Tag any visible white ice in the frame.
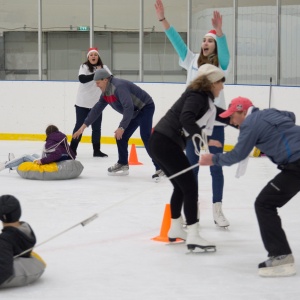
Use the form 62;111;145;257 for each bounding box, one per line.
0;140;299;300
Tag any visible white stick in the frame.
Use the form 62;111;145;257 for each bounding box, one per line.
167;133;208;180
14;213;98;258
167;163;199;180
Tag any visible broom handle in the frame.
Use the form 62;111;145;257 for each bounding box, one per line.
14;213;98;258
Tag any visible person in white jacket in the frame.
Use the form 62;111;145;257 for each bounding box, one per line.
155;0;230;227
70;47;111;158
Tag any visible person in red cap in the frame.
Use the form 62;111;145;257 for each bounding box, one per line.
0;195;46;288
200;96;300;277
70;47;112;158
155;0;231;228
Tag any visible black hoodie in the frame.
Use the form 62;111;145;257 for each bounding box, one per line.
0;222;36;285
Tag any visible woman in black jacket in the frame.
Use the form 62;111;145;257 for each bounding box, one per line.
149;64;231;252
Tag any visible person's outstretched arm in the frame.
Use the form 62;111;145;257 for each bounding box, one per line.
154;0;188;61
212;10;230;70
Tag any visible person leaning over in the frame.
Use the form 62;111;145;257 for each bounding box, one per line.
200;96;300;277
149;64;233;252
73;68;162;179
0;195;46;288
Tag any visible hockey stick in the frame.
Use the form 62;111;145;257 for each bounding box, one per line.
14;213;98;258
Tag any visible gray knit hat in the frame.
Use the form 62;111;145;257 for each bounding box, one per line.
94;69;111;81
0;195;22;223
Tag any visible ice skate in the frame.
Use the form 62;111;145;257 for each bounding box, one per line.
8;153;15;161
186;223;216;253
8;153;15;171
258;254;296;277
152;169;165;182
107;163;129;176
213;202;230;228
168;216;187;242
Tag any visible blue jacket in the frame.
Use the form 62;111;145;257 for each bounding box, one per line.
213;107;300;166
84;77;154;130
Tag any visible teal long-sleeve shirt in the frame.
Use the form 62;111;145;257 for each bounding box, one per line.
165;26;230;71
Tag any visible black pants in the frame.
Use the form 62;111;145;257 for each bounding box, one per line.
149;132;198;225
255;161;300;256
70;105;103;151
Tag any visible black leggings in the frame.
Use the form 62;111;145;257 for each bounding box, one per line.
149;132;198;225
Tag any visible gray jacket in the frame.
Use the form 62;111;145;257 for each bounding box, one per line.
84;77;154;130
213;107;300;166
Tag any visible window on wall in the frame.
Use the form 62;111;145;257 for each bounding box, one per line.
47;32;111;81
4;32;47;80
1;0;300;86
0;0;39;80
280;1;300;86
112;32;187;82
236;0;277;85
144;31;187;83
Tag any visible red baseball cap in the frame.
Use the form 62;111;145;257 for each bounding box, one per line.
219;96;253;118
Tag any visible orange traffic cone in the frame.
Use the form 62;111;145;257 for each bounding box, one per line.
152;204;182;242
128;144;143;165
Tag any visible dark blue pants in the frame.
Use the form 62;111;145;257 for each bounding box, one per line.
255;162;300;256
70;105;103;151
117;103;159;170
185;126;224;203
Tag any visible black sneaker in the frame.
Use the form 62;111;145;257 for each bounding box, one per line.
258;254;296;277
93;150;108;157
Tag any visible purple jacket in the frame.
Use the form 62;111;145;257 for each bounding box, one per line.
40;131;76;165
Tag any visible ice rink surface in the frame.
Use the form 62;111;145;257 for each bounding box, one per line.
0;140;299;300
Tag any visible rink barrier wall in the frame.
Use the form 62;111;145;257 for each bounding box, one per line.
0;80;299;151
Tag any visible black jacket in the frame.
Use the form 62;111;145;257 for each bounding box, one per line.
154;89;231;150
0;222;36;285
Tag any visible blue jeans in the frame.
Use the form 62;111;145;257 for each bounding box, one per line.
185;126;224;203
117;102;159;170
5;154;39;170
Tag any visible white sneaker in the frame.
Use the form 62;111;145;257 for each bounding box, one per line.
213;202;230;228
186;223;216;251
107;163;129;176
168;216;187;242
258;254;296;277
152;169;165;182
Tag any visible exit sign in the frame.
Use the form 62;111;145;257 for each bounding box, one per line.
77;26;90;31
